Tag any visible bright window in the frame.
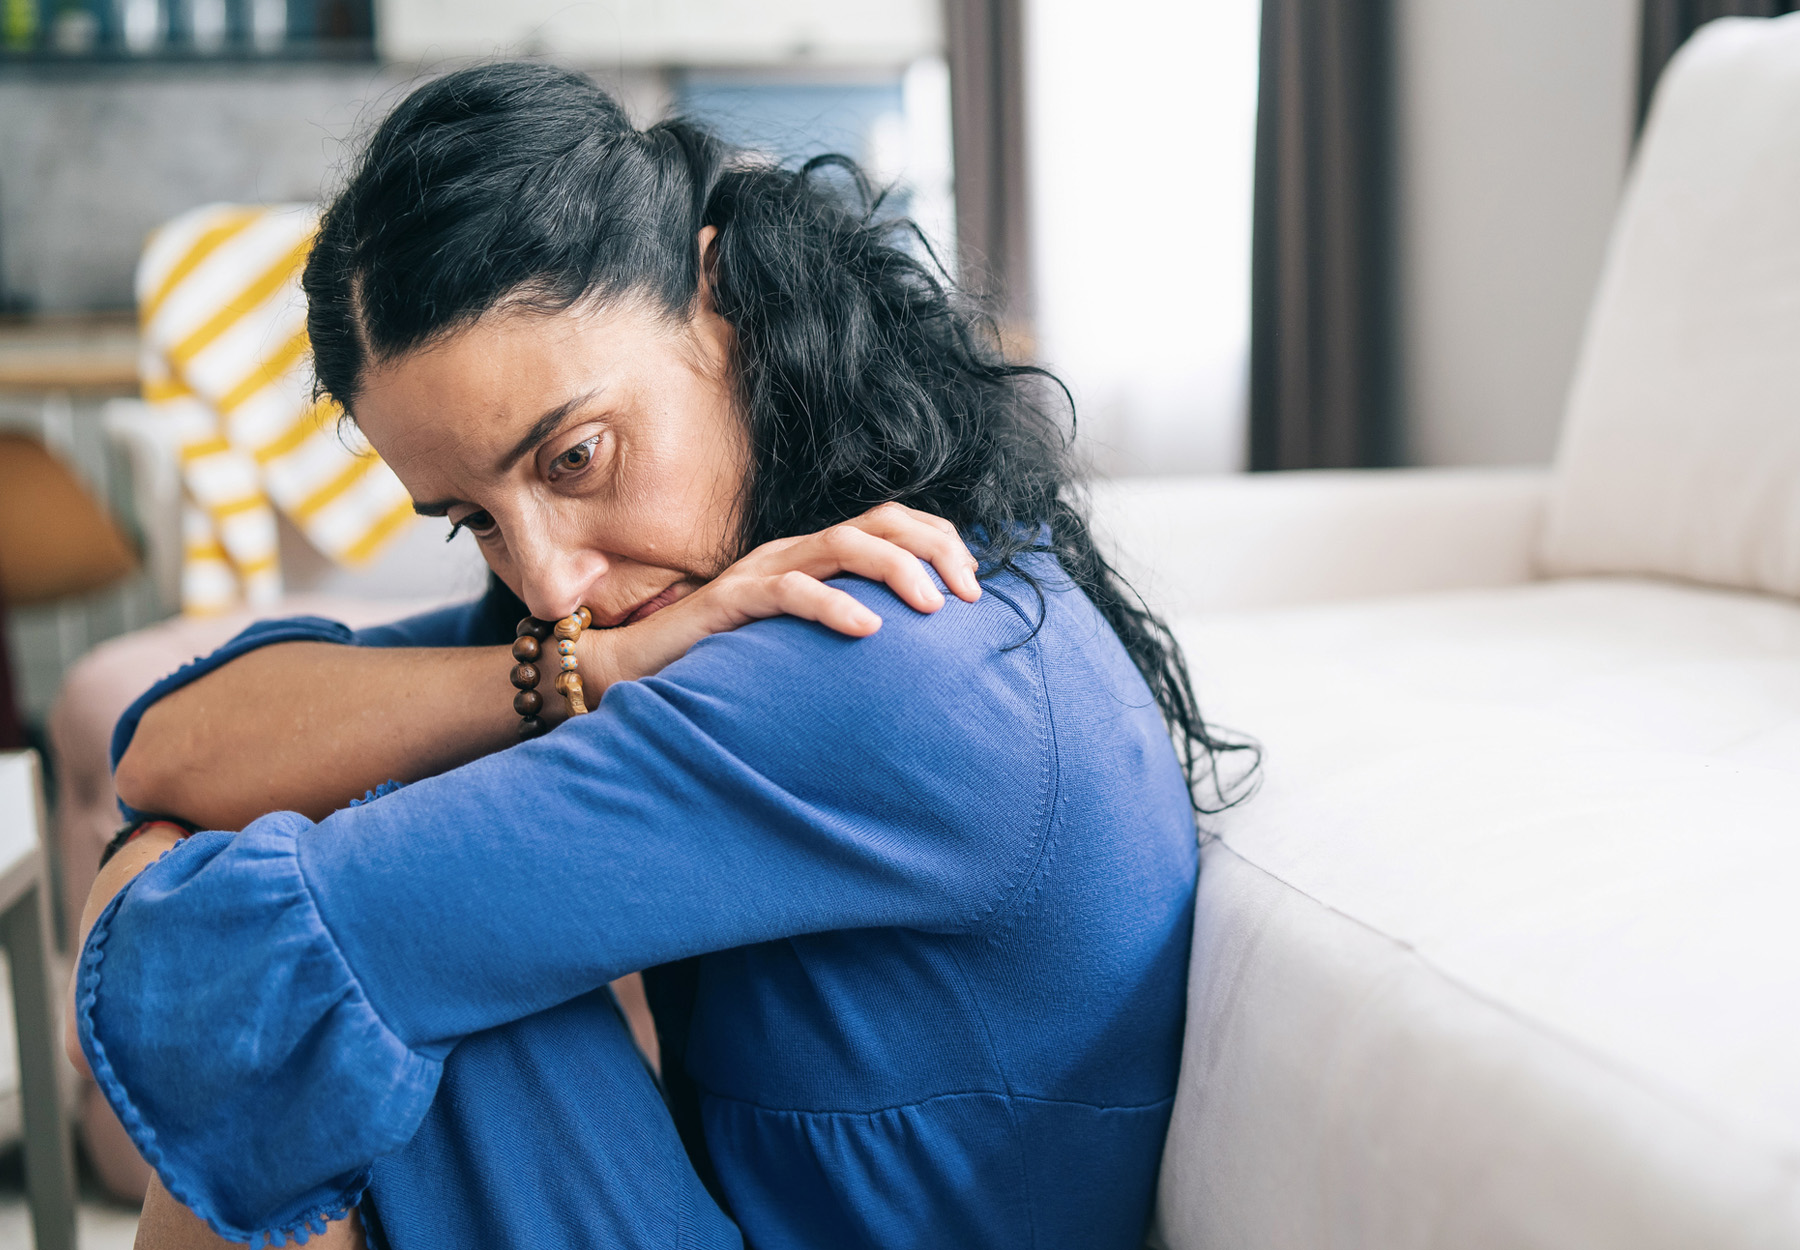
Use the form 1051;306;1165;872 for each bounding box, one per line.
1027;0;1260;474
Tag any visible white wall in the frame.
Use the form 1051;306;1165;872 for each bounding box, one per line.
0;63;669;313
0;66;403;312
378;0;937;67
1025;0;1260;477
1394;0;1639;467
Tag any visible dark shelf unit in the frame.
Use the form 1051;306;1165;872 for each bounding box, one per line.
1;0;374;64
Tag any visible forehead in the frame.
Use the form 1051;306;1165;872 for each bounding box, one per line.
350;301;672;469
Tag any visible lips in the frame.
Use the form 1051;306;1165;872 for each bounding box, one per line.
619;582;687;626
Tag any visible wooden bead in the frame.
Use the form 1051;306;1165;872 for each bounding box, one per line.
554;616;582;641
510;662;540;690
513;688;542;717
554;670;583;696
512;635;540;662
516;617;552;640
517;715;548;740
575;606;592;628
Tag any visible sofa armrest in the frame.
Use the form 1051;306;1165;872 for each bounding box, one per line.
1089;468;1550;616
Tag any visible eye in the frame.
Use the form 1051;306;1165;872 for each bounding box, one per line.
446;510;498;542
549;435;601;480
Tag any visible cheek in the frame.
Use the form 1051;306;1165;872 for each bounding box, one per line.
681;382;750;520
472;540;519;593
625;404;745;544
672;426;748;568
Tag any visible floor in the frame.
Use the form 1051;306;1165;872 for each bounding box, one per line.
0;1149;139;1249
0;1196;139;1249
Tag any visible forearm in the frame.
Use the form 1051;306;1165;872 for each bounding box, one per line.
110;507;977;832
114;641;527;829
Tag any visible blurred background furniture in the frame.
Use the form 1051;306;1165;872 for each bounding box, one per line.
1088;16;1800;1247
0;408;143;1223
134;202;419;614
0;751;77;1250
0;423;138;766
0;318;156;737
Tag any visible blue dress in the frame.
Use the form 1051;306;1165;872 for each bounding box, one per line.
78;555;1197;1249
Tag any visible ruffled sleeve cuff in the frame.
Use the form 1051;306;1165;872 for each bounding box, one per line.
77;813;443;1246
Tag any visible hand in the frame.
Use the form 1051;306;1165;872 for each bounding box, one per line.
582;503;979;692
64;823;187;1080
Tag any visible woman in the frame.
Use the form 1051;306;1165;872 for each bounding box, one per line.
71;64;1247;1250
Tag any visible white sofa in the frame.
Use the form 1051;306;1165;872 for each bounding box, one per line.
1101;16;1800;1250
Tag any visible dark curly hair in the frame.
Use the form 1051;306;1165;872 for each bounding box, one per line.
303;61;1255;810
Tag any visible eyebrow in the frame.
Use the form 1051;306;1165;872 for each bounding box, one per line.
410;387;605;518
498;387;604;473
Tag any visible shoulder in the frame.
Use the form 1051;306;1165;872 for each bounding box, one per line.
659;564;1051;725
604;565;1062;827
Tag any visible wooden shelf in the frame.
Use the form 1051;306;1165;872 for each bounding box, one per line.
0;315;139;395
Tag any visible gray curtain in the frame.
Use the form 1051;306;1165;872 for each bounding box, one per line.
1640;1;1799;129
1248;0;1393;471
942;0;1033;335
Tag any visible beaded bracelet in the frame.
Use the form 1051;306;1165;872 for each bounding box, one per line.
511;607;593;739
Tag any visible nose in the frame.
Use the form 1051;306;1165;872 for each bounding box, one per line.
513;534;611;622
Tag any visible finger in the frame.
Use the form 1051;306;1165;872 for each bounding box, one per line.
807;526;947;613
928;539;981;603
843;507;981;602
768;570;884;637
862;501;961;539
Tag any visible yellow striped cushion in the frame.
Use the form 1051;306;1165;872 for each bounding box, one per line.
136;203;413;614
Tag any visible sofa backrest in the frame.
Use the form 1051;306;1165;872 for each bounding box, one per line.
1541;15;1800;600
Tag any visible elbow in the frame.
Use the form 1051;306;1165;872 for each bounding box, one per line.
110;741;153;815
112;708;189;821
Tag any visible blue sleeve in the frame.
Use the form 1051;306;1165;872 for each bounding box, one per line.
77;578;1055;1245
110;581;521;821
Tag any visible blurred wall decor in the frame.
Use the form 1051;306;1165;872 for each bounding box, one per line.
1027;0;1260;477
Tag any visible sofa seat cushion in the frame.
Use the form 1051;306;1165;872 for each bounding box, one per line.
1157;577;1800;1250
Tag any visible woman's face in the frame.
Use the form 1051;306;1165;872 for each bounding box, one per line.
353;288;748;627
